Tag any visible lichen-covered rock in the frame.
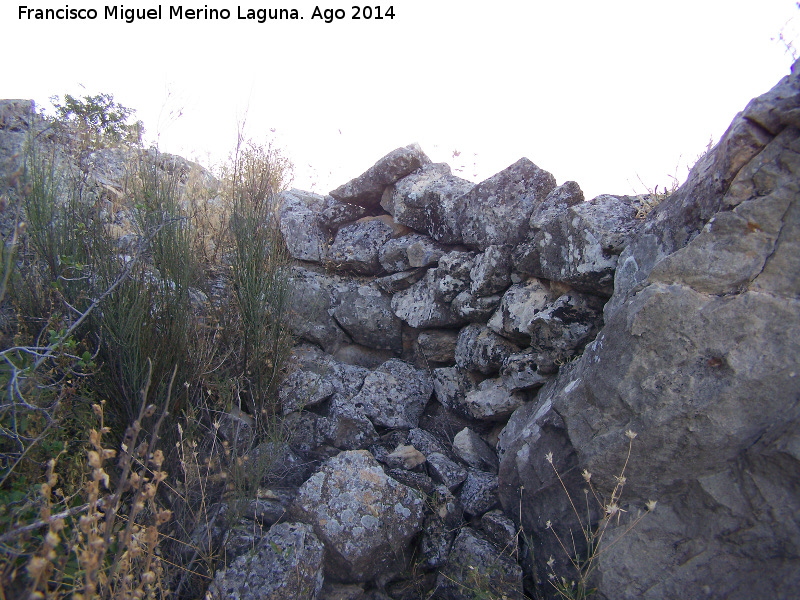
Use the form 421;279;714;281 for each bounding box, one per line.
527;179;585;232
287;267;350;353
514;193;641;296
459;469;499;517
451;291;502;323
208;522;324;600
457;158;557;251
382;162;474;244
431;367;483;415
374;268;427;294
499;116;800;599
320;198;368;231
391;275;465;329
463;377;527;421
330;143;431;208
528;291;605;373
327;218;395;275
349;359;433;429
435;527;524;600
331;282;403;352
407;427;450;459
415;330;459;365
379;233;446;273
469;245;512;297
500;350;550;391
486;279;552;345
426;452;468;491
280;369;336;415
453;428;499;473
481;509;518;550
455;324;521;375
278;189;329;263
432;251;477;302
291;451;425;582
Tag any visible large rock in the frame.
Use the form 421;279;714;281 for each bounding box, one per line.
331;282;403;352
327;217;395;275
607;61;800;318
462;377;527;421
435;527;524;600
291;451;425;582
391;274;465;329
514;193;642;296
381;162;474;244
379;233;447;273
528;291;605;373
287;267;350;352
498;96;800;597
208;522;324;600
432;251;477;302
457;158;557;251
279;189;329;263
432;367;483;415
469;245;512;297
330;143;431;209
487;279;552;345
455;324;520;375
349;359;434;429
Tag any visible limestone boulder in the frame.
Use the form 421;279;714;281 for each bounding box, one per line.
462;377;527;421
487;278;552;345
279;369;335;415
457;158;557;251
349;359;434;429
382;162;474;244
287;267;350;353
330;143;431;209
291;451;425;582
379;233;447;273
208;522;324;600
514;193;642;296
415;330;459;365
451;291;502;323
469;245;512;297
606;62;800;318
435;527;524;600
497;103;800;597
391;274;465;329
278;189;329;263
327;217;395;275
432;367;483;415
528;291;605;373
331;282;403;352
455;324;521;375
432;251;477;302
319;198;368;230
453;427;499;473
459;469;499;517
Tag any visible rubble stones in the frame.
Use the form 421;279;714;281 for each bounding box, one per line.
208;522;325;600
330;143;431;209
291;451;424;582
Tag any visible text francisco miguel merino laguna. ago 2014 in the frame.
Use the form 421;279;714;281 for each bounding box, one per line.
18;4;397;23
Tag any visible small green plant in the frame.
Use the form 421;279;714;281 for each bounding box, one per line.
542;430;656;600
50;92;144;148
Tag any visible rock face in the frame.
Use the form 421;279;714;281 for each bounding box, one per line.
291;451;425;582
497;61;800;600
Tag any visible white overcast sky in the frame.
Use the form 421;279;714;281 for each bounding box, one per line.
5;1;799;199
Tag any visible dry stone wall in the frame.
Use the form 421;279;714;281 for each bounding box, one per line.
4;58;799;599
272;60;800;600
